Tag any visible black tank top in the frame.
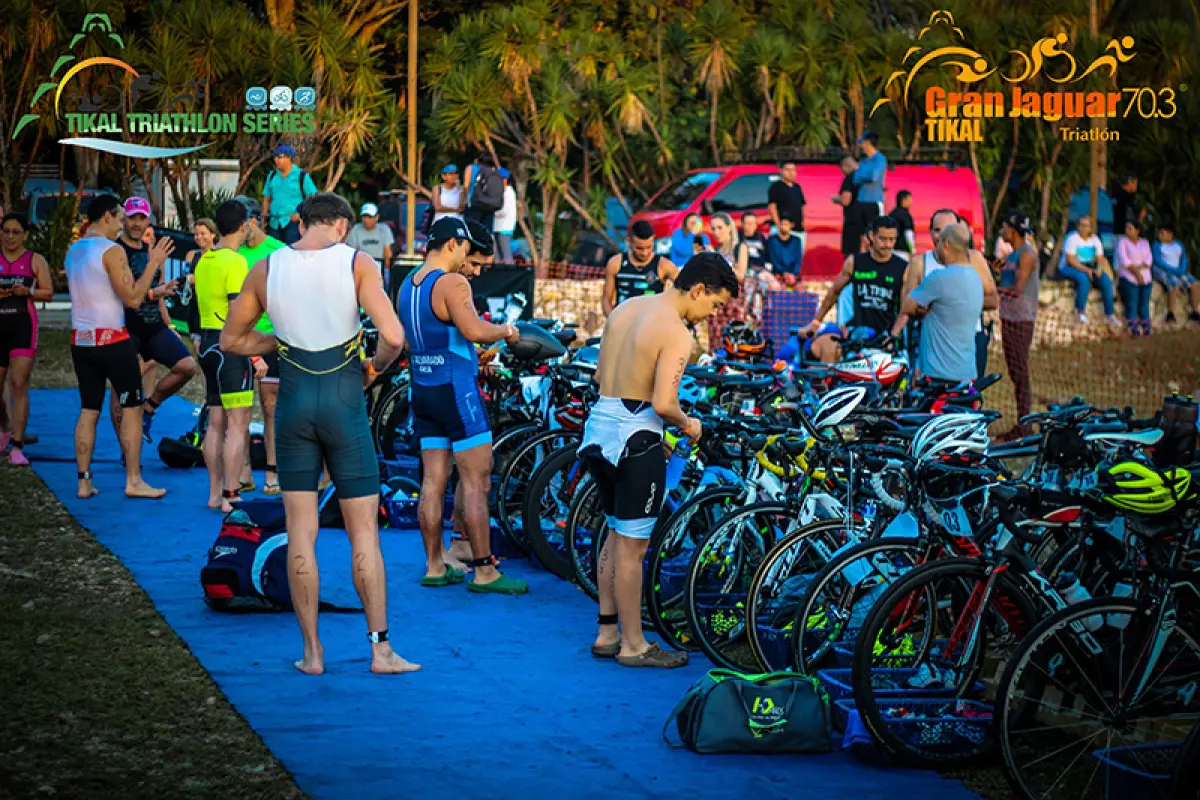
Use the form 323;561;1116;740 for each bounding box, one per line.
614;254;664;306
119;238;166;334
850;251;907;333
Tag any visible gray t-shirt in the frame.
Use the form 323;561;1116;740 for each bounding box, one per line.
909;264;984;382
347;222;395;263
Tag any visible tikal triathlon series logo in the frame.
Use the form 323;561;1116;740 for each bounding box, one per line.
869;10;1178;143
12;13;316;159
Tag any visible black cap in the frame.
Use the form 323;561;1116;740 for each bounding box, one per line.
465;219;494;257
428;217;469;247
234;195;262;219
1004;210;1030;235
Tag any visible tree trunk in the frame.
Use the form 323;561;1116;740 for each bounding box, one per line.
540;185;558;266
606;169;633;216
560;185;620;250
1039;139;1065;237
327;158;347;193
986;116;1021;244
656;18;666;127
709;87;721;165
265;0;296;31
512;162;540;269
582;138;591;197
968;139;985;232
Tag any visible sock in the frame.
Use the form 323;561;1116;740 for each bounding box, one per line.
145;398;160;415
12;440;23;450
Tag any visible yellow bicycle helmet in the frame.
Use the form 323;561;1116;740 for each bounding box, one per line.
1100;460;1195;515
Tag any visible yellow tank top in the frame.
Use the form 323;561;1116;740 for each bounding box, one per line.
194;248;249;330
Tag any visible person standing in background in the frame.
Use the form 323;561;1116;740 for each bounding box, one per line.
431;165;465;224
462;152;505;231
890;190;915;262
262;145;318;245
740;212;768;271
1117;219;1154;337
493;169;517;263
997;211;1039;439
851;131;887;224
183;219;218;352
767;162;806;255
347;203;395;268
1111;172;1146;231
833;154;863;326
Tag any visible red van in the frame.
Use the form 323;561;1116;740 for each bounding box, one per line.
630;163;984;280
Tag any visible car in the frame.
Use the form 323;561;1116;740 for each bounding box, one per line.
377;191;431;253
629;161;984;280
25;189;118;225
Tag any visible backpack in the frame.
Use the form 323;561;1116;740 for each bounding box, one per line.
418;203;434;236
663;669;832;755
159;406;208;468
471;165;504;213
200;499;361;613
269;166;313;202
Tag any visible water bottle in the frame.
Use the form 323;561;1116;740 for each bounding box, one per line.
665;437;690;490
1055;572;1102;631
505;292;528;325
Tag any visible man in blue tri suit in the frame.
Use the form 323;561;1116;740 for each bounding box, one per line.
397;217;528;594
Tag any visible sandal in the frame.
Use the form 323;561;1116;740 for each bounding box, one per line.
591;639;621;658
615;642;689;669
467;572;529;595
420;566;465;587
263;465;281;495
239;480;256;494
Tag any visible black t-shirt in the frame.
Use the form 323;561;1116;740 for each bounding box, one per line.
742;232;768;268
768;180;807;230
118;238;167;336
850;251;907;334
840;174;864;256
891;206;915;253
1112;188;1140;231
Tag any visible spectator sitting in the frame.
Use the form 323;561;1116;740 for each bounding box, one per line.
670;212;710;266
1117;219;1154;337
1152;223;1200;324
740;212;769;270
1057;215;1117;325
767;215;803;280
890;190;916;261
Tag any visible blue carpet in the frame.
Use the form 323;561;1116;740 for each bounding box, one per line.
26;388;979;800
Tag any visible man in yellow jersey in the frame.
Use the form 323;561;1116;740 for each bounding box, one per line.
236;196;287;494
195;200;259;512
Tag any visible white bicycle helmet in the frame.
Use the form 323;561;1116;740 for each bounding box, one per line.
811;386;868;431
910;414;981;458
912;414;991;462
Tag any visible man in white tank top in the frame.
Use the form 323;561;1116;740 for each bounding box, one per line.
431;164;465;223
65;195;166;500
221;193;418;676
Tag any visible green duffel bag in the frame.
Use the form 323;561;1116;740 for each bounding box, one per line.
663;669;832;755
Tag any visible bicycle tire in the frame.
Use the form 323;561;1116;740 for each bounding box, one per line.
490;422;540;505
377;383;414;460
496;429;581;552
1175;719;1200;800
645;485;745;651
370;380;407;456
995;597;1200;800
565;476;604;598
850;556;1037;768
742;520;872;672
521;443;585;581
682;500;793;672
789;537;927;674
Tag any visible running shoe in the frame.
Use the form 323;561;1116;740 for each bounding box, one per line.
1166;312;1178;325
1075;313;1088;324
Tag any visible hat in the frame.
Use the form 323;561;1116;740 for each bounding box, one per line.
361;202;379;217
498;168;511;179
234;195;262;219
274;144;295;158
442;164;458;175
1004;210;1031;235
428;216;469;245
857;130;879;144
123;197;152;218
465;219;494;257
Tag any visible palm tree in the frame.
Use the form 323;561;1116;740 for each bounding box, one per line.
684;0;748;164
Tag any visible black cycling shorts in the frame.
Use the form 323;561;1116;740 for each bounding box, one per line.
72;338;144;411
131;324;191;368
0;313;36;367
198;331;253;409
579;429;665;539
260;352;280;383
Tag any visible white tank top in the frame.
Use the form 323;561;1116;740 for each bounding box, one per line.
266;243;362;351
923;250;982;333
433;185;463;223
66;237;125;334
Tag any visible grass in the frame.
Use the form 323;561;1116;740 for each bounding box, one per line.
0;330;299;800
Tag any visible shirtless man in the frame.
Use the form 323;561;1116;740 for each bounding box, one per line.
581;252;738;667
601;220;679;316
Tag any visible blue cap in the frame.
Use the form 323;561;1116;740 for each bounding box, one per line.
442;164;458;175
498;168;511;179
274;144;295;158
856;130;879;144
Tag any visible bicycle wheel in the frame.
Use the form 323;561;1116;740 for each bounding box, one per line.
790;537;927;674
850;557;1037;767
745;519;871;672
683;501;793;671
490;422;540;505
996;597;1200;800
370;379;407;456
521;444;586;581
496;430;580;553
564;476;605;598
645;486;745;651
1175;720;1200;800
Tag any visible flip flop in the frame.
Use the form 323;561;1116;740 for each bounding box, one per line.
263;481;281;496
591;639;621;658
615;642;689;669
420;566;465;587
239;480;257;494
467;573;529;595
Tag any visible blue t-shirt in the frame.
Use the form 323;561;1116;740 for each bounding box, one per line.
852;152;887;204
264;167;319;229
671;228;710;267
908;264;984;382
767;234;803;276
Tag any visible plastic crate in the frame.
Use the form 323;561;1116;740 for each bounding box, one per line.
818;668;987;704
835;698;994;758
383;494;420;528
378;454;421;482
1091;743;1179;800
757;625;795;671
832;636;950;670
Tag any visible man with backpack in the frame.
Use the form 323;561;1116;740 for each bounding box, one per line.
462;152;505;231
262;145;318;245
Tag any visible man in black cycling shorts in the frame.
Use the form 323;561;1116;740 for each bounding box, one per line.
397;218;527;594
222;192;419;676
581;252;737;667
113;197;198;443
66;195;166;500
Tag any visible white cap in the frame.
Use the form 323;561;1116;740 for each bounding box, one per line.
361;202;379;217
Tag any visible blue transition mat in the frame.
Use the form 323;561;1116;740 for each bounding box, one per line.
26;389;979;800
